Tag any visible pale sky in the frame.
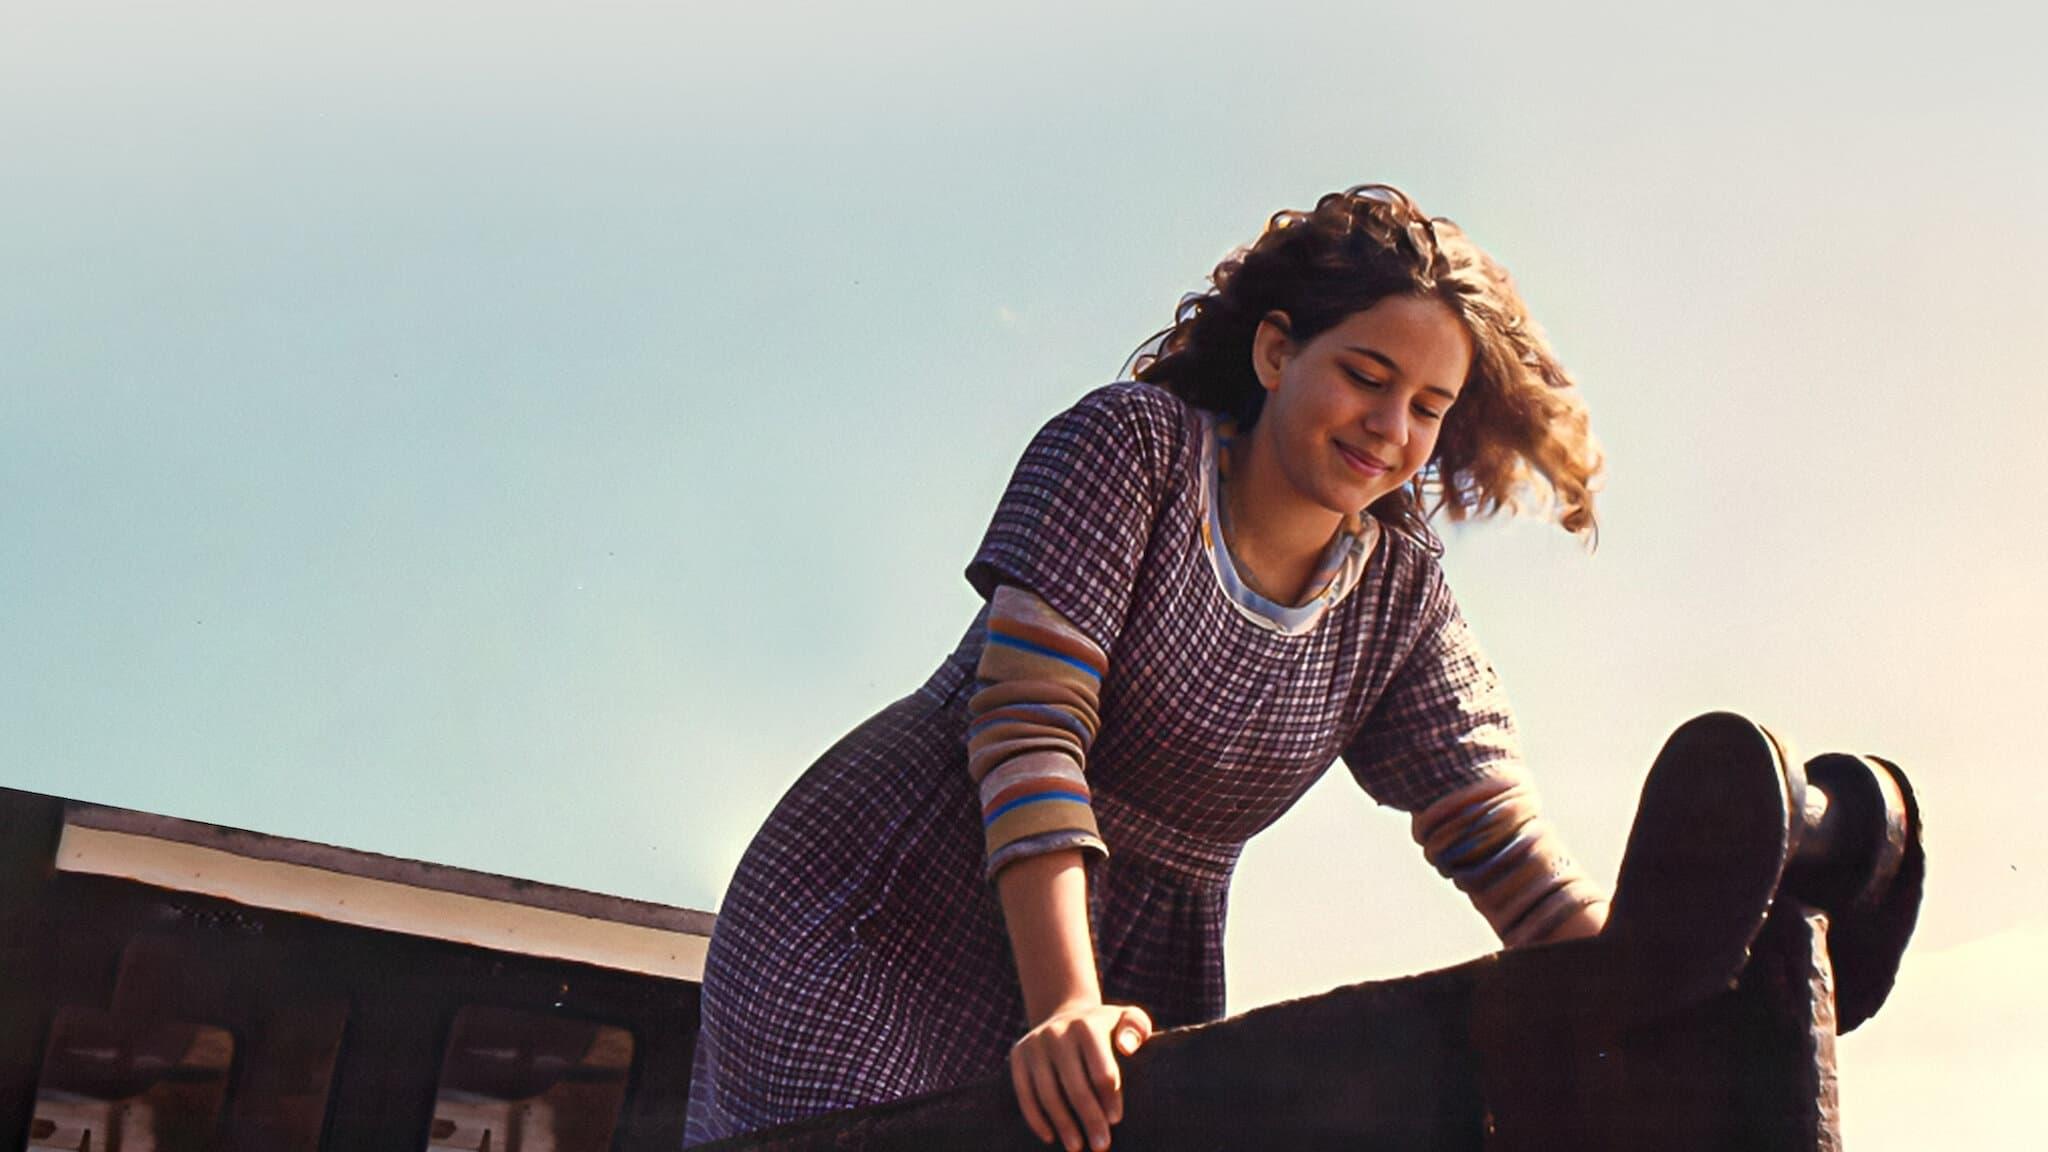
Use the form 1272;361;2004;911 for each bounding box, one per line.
5;2;2043;1145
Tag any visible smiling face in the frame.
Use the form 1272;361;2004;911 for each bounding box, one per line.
1248;294;1473;519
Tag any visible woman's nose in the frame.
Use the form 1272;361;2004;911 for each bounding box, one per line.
1362;399;1409;446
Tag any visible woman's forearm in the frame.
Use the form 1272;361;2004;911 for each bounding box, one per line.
995;848;1101;1024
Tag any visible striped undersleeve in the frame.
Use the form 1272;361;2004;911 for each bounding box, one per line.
1412;772;1609;948
969;586;1109;878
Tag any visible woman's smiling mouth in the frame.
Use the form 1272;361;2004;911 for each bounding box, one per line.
1335;440;1391;477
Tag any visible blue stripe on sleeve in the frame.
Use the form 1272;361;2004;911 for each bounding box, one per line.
982;790;1093;827
986;632;1103;681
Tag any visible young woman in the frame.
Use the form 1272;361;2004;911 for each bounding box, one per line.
682;185;1608;1151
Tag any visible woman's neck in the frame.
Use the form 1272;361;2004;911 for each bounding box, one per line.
1222;423;1346;607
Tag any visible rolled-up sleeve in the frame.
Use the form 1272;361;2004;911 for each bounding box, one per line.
971;586;1109;878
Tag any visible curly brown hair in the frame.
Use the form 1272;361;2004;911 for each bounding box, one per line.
1133;184;1601;547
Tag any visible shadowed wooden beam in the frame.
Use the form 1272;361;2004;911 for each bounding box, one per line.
701;960;1489;1152
0;789;65;1152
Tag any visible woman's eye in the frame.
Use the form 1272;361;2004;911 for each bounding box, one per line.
1413;406;1444;422
1344;368;1384;389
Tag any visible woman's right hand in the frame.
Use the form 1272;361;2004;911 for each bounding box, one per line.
1009;999;1153;1152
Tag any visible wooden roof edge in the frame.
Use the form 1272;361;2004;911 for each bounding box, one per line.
58;796;717;940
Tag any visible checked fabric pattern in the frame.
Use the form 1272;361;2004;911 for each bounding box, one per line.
683;381;1583;1144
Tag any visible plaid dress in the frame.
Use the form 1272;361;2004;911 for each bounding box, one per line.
682;382;1521;1144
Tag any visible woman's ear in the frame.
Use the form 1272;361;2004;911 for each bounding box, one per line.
1251;311;1293;393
